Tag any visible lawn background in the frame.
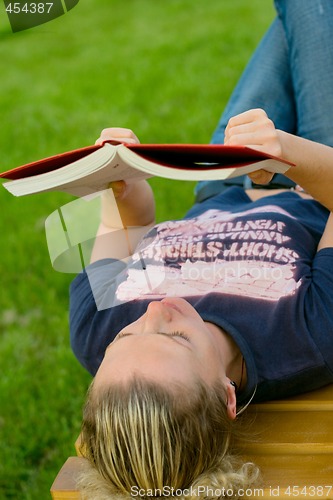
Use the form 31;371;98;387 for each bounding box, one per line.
0;1;274;498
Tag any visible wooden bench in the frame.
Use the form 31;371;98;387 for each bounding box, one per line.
50;384;333;499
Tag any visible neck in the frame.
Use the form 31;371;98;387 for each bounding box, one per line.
205;321;246;391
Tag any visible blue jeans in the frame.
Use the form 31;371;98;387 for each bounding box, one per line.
195;0;333;202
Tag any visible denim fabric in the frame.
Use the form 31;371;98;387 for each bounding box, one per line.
195;0;333;201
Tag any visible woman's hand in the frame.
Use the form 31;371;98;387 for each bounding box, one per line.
96;127;140;201
95;127;140;146
224;108;284;185
94;126;155;228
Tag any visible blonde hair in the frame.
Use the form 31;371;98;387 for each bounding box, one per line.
79;378;259;499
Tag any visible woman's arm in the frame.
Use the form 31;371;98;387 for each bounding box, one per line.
224;109;333;212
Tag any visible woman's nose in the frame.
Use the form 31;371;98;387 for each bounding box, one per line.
142;301;172;332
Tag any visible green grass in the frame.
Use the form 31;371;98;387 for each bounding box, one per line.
0;1;274;497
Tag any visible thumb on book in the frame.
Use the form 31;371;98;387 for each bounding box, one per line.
248;169;274;185
108;180;127;199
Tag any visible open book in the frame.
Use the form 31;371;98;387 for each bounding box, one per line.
0;141;293;197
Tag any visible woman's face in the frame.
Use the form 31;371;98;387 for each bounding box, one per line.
94;297;230;393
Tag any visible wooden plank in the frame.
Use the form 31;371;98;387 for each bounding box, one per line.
241;442;333;455
240;411;333;446
248;454;333;498
248;385;333;412
50;455;333;499
50;457;84;500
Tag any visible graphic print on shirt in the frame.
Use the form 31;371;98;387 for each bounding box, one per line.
114;205;302;304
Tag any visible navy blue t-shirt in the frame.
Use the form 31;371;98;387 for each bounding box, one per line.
69;187;333;404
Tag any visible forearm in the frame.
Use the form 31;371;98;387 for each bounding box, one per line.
278;131;333;212
101;180;155;228
90;181;155;264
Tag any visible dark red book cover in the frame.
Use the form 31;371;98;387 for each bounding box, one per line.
0;142;292;181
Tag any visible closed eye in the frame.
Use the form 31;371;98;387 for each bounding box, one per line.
116;331;190;342
166;331;190;342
